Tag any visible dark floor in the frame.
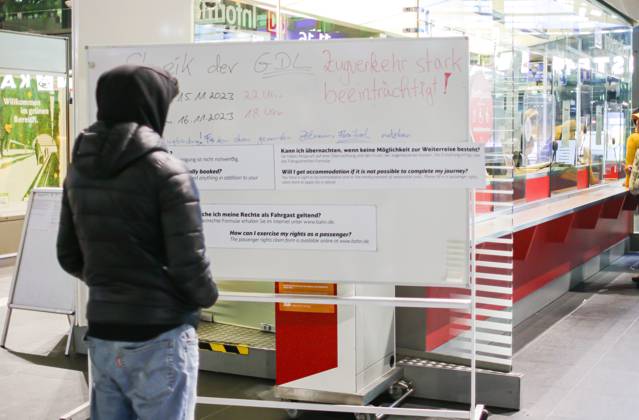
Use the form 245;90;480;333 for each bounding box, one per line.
3;255;639;419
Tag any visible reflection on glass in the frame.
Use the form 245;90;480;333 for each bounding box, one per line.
0;72;67;209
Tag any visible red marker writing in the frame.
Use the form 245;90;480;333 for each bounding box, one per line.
444;72;452;94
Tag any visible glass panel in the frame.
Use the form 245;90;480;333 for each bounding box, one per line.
189;0;631;375
0;0;71;34
0;71;67;213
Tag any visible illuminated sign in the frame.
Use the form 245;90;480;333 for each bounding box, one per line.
194;1;381;41
0;74;66;91
553;55;629;76
196;0;258;30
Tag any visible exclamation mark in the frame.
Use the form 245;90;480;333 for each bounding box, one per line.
444;72;452;94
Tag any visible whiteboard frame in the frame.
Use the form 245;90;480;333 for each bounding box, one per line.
1;188;75;356
85;36;473;288
86;35;469;54
6;188;75;313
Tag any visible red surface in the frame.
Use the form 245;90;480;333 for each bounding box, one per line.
525;176;550;202
605;163;622;180
573;203;603;229
545;214;575;243
425;192;633;350
512;195;631;303
475;184;493;214
577;168;589;189
275;283;338;385
601;196;624;219
513;226;538;260
425;287;461;351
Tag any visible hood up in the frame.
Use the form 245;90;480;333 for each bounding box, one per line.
72;65;179;178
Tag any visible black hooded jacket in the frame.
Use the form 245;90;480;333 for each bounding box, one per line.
57;65;218;339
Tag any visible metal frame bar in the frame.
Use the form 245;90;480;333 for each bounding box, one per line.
59;402;90;420
470;184;478;416
218;292;471;309
1;189;76;355
63;291;483;420
65;314;75;356
0;190;35;350
196;396;475;418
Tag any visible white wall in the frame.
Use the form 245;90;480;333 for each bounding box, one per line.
72;0;193;324
73;0;193;134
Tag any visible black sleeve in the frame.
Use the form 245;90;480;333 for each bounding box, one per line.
159;159;218;308
56;184;84;279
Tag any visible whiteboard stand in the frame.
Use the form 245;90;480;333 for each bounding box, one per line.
60;293;485;420
0;188;76;356
66;36;487;419
191;190;486;419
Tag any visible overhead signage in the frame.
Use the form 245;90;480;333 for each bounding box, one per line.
194;0;380;41
196;0;259;30
553;55;629;76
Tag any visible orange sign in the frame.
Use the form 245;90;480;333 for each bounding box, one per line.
278;282;336;314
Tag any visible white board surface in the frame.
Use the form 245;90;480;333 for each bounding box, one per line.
86;38;474;287
11;188;74;313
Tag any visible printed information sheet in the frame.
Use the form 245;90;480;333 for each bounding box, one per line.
175;142;486;191
172;145;274;190
276;143;486;189
202;204;377;251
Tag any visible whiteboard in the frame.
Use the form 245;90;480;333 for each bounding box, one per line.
87;38;474;287
10;188;75;313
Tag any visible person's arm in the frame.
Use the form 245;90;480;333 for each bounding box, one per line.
159;158;218;308
56;184;84;279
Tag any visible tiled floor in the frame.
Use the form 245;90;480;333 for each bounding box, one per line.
3;255;639;419
493;254;639;420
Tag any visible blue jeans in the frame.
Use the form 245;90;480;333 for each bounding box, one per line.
86;324;199;420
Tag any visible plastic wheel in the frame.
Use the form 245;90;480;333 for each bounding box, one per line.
388;379;414;400
286;408;301;419
480;409;490;420
388;383;404;400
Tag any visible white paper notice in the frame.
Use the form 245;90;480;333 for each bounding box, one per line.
202;204;377;251
172;145;274;190
556;140;576;165
275;143;486;190
29;195;61;231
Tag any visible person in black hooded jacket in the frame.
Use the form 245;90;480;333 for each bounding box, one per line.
57;65;217;420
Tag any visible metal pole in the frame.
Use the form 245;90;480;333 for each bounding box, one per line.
276;0;282;41
633;26;638;109
0;307;13;348
416;0;420;39
470;188;477;418
64;314;75;356
0;191;35;348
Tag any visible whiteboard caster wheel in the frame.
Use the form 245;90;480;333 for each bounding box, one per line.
479;409;489;420
286;408;301;419
389;379;413;399
354;413;375;420
388;383;404;400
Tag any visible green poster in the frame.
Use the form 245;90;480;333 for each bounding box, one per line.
0;72;65;207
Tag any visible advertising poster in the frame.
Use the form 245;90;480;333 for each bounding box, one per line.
0;72;66;207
